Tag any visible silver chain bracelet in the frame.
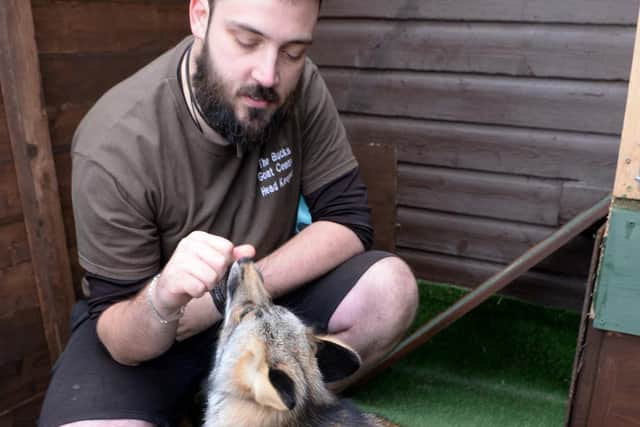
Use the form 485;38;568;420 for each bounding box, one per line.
146;274;186;324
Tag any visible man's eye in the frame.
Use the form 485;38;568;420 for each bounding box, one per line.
283;49;304;61
236;38;258;48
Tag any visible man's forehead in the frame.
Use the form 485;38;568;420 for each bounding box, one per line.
213;0;320;12
213;0;318;43
215;0;320;7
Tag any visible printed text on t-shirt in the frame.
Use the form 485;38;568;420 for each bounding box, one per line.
258;146;293;197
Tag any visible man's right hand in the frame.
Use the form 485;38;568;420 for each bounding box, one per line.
150;231;255;320
96;231;254;365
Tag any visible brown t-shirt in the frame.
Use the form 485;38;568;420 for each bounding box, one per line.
72;37;357;281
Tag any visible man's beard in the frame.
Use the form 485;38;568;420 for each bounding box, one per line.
191;45;293;154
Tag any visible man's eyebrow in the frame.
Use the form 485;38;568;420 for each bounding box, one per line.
228;21;314;46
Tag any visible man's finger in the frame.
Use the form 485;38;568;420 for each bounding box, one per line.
233;244;256;260
190;231;234;254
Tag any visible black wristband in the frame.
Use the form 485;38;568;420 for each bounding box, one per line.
211;274;228;315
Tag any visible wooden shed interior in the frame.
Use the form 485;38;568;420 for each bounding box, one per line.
2;0;640;425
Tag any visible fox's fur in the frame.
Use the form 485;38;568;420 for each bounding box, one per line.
203;258;398;427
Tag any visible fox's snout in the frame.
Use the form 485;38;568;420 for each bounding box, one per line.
226;258;269;308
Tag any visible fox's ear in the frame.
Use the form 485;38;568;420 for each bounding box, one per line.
236;342;292;411
315;335;361;383
268;368;296;410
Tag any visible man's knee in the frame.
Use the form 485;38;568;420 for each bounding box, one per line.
330;254;418;333
371;255;419;324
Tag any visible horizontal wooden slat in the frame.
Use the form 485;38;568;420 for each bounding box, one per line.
39;55;630;134
0;262;41;321
0;393;44;427
48;103;91;151
398;208;549;260
0;222;30;270
343;115;619;184
399;248;587;311
0;160;23;224
560;182;612;223
312;21;634;80
33;1;188;54
324;69;628;134
47;0;634;25
398;164;562;226
320;0;640;25
0;306;49;417
0;307;47;366
40;51;161;106
397;207;592;276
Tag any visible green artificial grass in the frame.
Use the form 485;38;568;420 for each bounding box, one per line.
347;281;581;427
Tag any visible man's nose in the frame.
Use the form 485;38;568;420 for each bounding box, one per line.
252;49;280;88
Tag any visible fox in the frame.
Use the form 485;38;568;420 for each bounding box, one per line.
203;258;399;427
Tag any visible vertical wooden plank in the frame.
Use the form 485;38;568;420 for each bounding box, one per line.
593;204;640;335
566;227;605;426
614;9;640;200
351;142;397;252
0;0;75;362
594;7;640;337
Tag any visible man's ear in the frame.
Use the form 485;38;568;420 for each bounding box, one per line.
315;335;361;383
189;0;210;40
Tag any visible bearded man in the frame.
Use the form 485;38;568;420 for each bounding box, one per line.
38;1;418;425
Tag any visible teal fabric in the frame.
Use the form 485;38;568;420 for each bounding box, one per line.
296;195;312;233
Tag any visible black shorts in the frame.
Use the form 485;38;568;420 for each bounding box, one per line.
38;250;392;427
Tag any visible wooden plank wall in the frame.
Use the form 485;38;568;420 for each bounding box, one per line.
26;0;635;316
0;1;189;424
311;0;640;310
33;0;191;293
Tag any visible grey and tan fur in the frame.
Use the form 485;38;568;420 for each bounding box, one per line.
204;258;399;427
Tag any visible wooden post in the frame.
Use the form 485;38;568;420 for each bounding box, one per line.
567;8;640;427
614;11;640;201
351;142;397;252
0;0;75;363
591;8;640;336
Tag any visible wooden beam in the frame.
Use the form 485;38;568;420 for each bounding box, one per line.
0;0;75;363
614;9;640;200
365;196;610;383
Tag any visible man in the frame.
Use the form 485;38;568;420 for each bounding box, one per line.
38;0;418;425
